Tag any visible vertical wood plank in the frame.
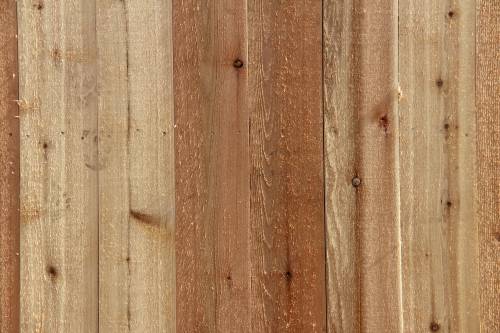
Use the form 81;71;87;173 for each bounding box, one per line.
174;0;250;332
249;1;326;332
97;1;175;332
399;0;479;331
476;1;500;332
324;0;402;331
323;1;361;330
18;1;98;331
0;1;19;332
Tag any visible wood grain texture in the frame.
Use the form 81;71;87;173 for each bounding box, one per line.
0;1;19;332
174;0;250;332
324;0;402;331
476;1;500;332
97;1;175;332
249;1;325;331
18;1;99;331
399;1;479;332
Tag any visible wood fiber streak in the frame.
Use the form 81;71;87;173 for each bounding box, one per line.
324;0;401;331
0;1;19;332
249;1;325;332
97;1;175;332
18;1;98;331
174;0;250;332
476;1;500;332
399;0;479;332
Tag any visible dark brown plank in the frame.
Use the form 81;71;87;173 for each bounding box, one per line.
0;1;19;332
248;1;326;331
476;1;500;332
174;0;251;332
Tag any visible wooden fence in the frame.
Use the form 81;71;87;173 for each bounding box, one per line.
0;0;498;332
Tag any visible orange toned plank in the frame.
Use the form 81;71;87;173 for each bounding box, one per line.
476;1;500;332
249;1;326;331
174;0;250;331
324;0;401;331
0;1;19;332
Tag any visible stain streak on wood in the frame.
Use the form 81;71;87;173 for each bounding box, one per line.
0;1;20;332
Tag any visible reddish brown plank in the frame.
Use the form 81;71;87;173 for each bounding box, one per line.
0;1;19;332
248;1;326;332
476;1;500;332
174;0;250;332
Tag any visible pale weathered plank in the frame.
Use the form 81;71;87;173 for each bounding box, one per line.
97;0;175;332
324;0;402;331
174;0;251;332
0;1;19;332
248;1;326;331
476;1;500;332
398;0;479;332
399;0;479;332
18;1;99;331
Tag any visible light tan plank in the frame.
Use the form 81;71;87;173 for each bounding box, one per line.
0;1;19;331
398;1;479;332
97;0;175;332
174;0;250;331
18;0;99;331
248;1;326;331
324;0;402;331
476;1;500;332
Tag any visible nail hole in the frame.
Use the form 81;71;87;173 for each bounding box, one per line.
448;10;454;18
46;265;57;278
233;59;244;69
352;177;361;187
436;79;444;88
430;322;440;331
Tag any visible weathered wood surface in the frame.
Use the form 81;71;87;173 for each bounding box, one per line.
4;1;498;332
248;1;326;332
0;1;19;332
476;1;500;332
97;1;175;332
324;0;401;331
18;1;99;331
399;0;479;332
174;0;251;331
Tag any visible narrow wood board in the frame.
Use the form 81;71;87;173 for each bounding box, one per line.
249;1;326;331
0;1;19;332
476;1;500;332
97;0;175;331
398;1;479;332
324;0;402;331
18;1;99;331
174;0;251;331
